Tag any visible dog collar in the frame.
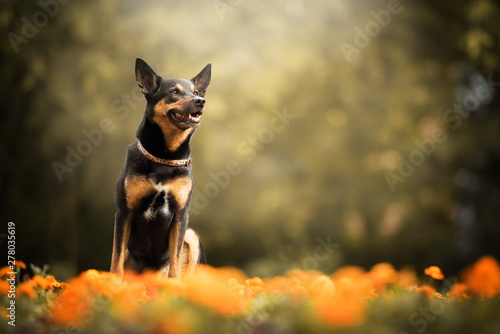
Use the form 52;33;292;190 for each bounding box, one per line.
137;141;192;167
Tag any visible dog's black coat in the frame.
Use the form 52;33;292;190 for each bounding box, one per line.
110;59;210;277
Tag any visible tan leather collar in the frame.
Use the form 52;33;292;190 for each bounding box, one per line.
137;141;192;167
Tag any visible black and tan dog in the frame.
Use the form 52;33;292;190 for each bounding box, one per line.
110;58;210;278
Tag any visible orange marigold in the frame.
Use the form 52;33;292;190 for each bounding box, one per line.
309;275;335;298
0;280;11;295
331;266;375;299
315;297;366;328
314;277;367;327
461;255;500;298
50;281;93;327
0;267;14;278
45;275;63;288
0;307;8;320
29;275;54;290
447;283;470;300
416;285;436;298
331;266;366;281
245;277;264;293
368;263;397;294
424;266;444;280
262;275;300;296
183;265;249;316
13;260;26;269
17;282;36;298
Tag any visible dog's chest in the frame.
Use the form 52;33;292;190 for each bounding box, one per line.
124;175;192;217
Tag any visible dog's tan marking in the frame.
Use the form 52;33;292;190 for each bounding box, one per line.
153;100;194;152
164;176;192;209
181;229;200;276
190;84;195;93
175;83;184;94
125;175;191;211
165;177;192;279
110;214;132;278
168;221;182;279
124;175;155;209
158;263;170;278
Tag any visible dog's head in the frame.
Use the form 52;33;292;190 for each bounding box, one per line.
135;58;211;131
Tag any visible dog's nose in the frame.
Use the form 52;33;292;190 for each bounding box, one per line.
193;97;205;107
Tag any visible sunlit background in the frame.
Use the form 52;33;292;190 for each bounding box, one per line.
1;0;499;280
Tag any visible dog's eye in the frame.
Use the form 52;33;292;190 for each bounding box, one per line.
193;91;199;96
171;89;179;95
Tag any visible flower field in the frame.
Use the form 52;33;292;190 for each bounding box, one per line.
1;257;500;334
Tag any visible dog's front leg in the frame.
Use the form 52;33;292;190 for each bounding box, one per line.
110;210;132;278
168;220;187;279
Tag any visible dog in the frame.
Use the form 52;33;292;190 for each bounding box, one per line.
110;58;210;279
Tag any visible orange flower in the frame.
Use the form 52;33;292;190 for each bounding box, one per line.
52;269;152;328
314;277;367;327
50;281;93;327
262;275;297;297
330;266;376;300
315;297;366;327
13;260;26;269
424;266;444;280
51;270;120;327
287;269;326;298
0;280;11;295
309;275;335;298
416;285;436;298
461;256;500;298
29;275;54;290
245;277;264;293
0;307;8;320
0;267;14;278
80;270;125;297
447;283;470;300
367;263;397;294
332;266;366;281
17;282;36;298
45;275;63;288
183;265;249;316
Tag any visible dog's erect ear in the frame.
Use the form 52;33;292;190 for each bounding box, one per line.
191;63;211;96
135;58;161;96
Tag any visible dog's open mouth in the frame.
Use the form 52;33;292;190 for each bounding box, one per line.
170;111;202;124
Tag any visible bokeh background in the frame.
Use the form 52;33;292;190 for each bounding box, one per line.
1;0;499;280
